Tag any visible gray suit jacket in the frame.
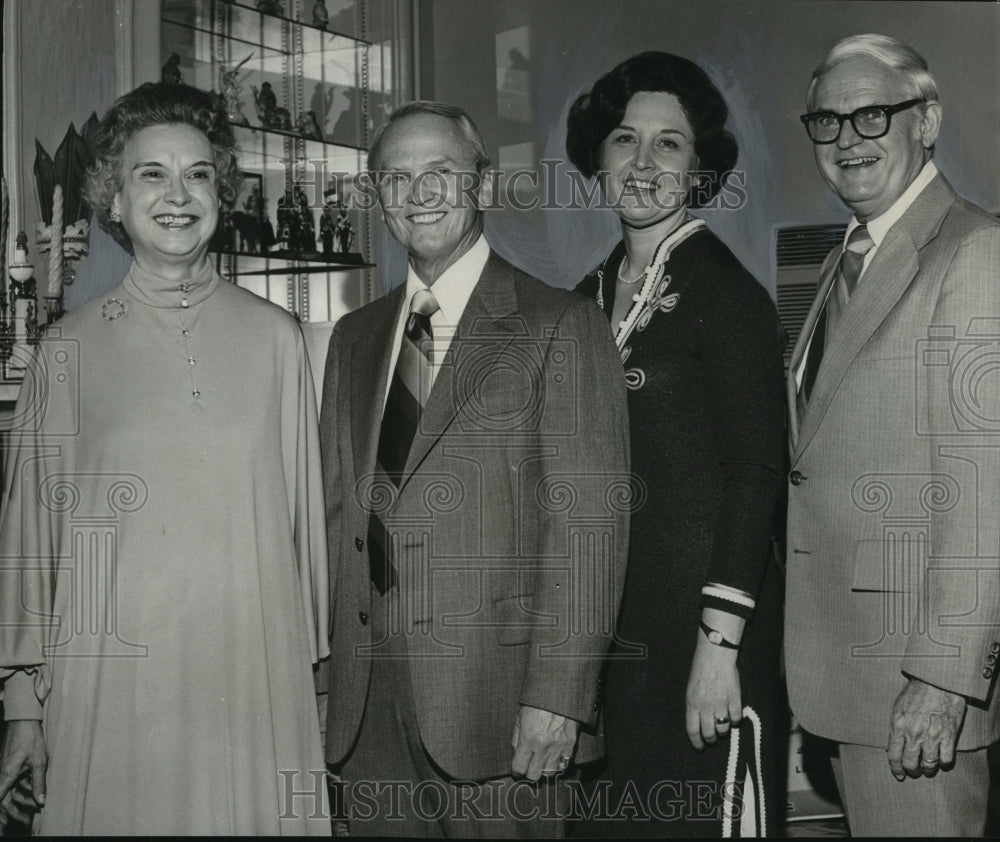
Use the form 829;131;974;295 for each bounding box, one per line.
785;173;1000;750
320;251;630;779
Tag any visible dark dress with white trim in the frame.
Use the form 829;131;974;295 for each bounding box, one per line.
573;222;787;837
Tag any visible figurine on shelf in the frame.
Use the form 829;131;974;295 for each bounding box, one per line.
334;204;354;254
293;184;316;254
319;203;336;256
256;0;283;15
312;0;329;29
275;187;297;252
296;110;323;140
238;184;261;253
245;182;260;216
211;209;237;254
252;82;292;131
259;196;277;252
322;175;339;208
219;53;253;126
161;52;184;84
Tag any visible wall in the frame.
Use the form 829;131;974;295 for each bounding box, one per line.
421;0;1000;296
4;0;133;311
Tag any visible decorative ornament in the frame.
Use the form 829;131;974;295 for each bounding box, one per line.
101;297;127;322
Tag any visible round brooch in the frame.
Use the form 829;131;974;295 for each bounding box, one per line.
102;297;127;322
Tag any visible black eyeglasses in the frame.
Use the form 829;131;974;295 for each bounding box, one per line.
800;98;926;144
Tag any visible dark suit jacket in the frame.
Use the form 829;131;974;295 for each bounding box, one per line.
320;251;630;780
785;173;1000;749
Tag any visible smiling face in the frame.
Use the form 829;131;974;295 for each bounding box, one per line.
373;113;491;285
809;55;940;221
598;91;700;230
112;123;220;273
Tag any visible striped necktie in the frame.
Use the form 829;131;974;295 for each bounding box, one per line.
368;288;440;594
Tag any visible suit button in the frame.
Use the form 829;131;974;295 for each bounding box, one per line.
992;642;1000;654
789;470;805;486
989;654;998;667
983;667;993;680
359;611;368;626
355;537;364;552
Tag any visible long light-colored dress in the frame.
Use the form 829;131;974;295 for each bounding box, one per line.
0;262;331;835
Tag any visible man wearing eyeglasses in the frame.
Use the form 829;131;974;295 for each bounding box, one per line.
785;34;1000;836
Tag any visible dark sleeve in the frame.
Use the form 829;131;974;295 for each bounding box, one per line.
574;273;600;300
518;293;630;725
698;265;786;616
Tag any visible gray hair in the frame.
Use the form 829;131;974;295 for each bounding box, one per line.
805;34;940;109
367;101;492;173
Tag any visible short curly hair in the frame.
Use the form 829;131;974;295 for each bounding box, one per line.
566;51;738;208
84;82;242;251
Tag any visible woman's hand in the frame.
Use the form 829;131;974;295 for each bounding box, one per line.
0;720;47;826
685;609;745;750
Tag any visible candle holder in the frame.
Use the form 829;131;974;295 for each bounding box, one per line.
33;120;96;322
36;216;89;324
6;231;39;369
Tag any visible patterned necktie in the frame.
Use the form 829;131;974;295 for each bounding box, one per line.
368;288;440;594
840;223;874;296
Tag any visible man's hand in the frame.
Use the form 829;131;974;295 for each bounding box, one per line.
510;705;578;781
886;678;966;780
0;720;47;826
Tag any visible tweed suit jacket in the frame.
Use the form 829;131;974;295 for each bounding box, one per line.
320;251;630;780
785;173;1000;750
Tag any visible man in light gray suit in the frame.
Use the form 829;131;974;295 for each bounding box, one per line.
786;34;1000;836
319;101;629;836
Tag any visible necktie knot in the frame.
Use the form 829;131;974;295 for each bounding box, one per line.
846;223;874;255
841;223;874;294
406;288;439;341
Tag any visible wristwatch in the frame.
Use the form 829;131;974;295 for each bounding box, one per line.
699;620;740;650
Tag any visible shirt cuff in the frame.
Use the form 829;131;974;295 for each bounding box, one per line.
700;583;756;620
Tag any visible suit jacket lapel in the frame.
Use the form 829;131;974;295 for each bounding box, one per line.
793;174;956;459
351;286;405;477
788;251;839;451
399;251;519;488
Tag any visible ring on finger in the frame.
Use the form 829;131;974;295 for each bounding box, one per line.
558;754;572;771
715;716;730;726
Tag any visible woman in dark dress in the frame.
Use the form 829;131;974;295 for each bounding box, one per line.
566;52;786;837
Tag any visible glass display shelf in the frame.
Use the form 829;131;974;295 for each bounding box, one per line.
161;0;380;321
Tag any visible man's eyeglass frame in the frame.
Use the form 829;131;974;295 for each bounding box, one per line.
799;98;927;144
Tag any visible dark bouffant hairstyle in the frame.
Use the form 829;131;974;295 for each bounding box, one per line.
566;51;738;208
84;82;241;251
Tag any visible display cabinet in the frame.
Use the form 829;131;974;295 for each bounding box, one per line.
160;0;398;322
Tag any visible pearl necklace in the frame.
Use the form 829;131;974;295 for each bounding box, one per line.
617;256;645;285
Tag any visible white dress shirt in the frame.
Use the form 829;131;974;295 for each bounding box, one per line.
794;160;939;392
383;234;491;410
